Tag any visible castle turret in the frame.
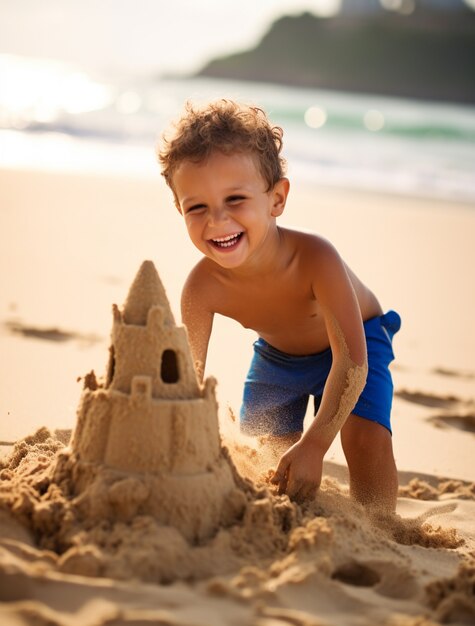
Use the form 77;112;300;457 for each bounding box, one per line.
70;261;243;542
122;259;174;326
106;260;201;400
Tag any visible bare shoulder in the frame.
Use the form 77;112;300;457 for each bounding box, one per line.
283;227;342;269
181;258;223;314
282;227;381;324
281;228;351;301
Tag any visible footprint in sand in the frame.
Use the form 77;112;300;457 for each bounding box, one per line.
395;390;475;435
432;367;475;381
4;319;102;345
331;561;380;587
428;413;475;434
331;560;419;600
394;389;460;409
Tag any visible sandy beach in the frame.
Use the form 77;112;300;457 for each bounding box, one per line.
0;166;474;626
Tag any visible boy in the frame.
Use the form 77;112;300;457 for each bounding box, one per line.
158;100;401;511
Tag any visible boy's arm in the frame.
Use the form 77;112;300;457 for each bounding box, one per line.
272;240;368;501
181;266;214;383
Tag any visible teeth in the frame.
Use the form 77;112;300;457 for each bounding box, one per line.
213;233;240;243
212;232;242;248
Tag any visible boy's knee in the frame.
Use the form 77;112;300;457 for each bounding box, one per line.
341;414;393;463
342;414;398;508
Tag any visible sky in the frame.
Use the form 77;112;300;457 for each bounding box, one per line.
0;0;343;76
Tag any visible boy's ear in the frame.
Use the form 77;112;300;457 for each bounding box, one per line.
270;177;290;217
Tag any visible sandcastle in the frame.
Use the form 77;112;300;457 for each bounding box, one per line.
70;260;245;542
2;262;470;608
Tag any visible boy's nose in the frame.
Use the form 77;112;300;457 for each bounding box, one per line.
207;205;229;226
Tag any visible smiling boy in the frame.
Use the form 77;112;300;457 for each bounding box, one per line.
158;100;401;510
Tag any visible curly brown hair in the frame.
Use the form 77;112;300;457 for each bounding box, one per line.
158;100;286;201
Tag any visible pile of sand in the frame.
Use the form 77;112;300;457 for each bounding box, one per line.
399;478;475;502
1;260;474;625
1;428;474;626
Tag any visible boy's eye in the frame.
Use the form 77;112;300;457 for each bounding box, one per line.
185;203;206;213
227;195;245;204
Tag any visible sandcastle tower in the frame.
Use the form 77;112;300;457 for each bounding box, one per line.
71;261;243;542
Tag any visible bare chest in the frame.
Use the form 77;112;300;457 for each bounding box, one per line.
212;277;329;354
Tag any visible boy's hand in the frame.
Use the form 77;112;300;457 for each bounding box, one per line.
270;437;324;503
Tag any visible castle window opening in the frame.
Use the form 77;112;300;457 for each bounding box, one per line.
161;349;179;383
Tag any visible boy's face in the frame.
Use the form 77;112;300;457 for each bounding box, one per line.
172;151;288;270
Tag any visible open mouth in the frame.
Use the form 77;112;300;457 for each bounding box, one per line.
209;232;244;250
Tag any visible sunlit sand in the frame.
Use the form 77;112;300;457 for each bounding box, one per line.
0;167;474;625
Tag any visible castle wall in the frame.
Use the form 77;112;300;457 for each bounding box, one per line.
73;376;222;476
103;393;222;474
72;390;112;464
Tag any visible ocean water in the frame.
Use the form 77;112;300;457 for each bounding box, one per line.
1;53;474;203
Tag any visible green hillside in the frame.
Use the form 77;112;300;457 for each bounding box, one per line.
197;9;475;104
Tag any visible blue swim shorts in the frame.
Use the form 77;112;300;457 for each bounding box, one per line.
240;310;401;437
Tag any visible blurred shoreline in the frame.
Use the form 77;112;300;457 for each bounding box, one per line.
2;53;475;204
